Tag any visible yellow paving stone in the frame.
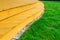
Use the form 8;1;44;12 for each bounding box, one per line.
0;1;44;40
0;2;43;37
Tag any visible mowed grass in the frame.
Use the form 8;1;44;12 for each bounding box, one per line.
18;1;60;40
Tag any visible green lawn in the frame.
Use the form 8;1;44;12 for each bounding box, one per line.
18;1;60;40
